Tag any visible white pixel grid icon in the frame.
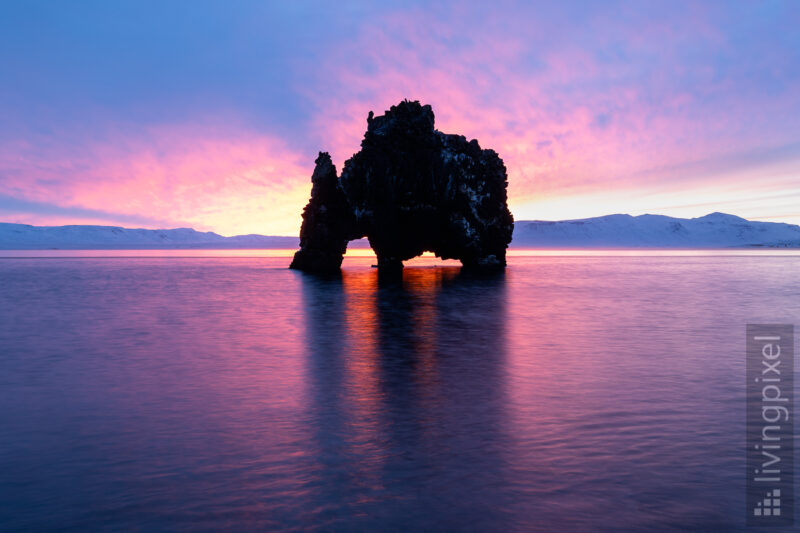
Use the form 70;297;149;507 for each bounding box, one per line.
754;489;781;517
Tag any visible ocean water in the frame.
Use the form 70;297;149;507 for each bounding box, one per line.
0;252;798;531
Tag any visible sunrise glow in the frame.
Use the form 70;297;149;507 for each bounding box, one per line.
2;2;799;235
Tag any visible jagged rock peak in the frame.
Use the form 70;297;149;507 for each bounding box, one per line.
365;100;435;138
310;152;336;185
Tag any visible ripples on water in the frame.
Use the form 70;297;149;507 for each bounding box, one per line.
0;253;798;531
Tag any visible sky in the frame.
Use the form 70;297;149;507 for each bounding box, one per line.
1;0;799;236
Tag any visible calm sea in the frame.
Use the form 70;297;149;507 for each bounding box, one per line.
0;251;798;531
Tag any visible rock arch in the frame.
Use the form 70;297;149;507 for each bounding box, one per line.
290;100;514;273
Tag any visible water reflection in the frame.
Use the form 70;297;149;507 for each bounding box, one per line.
299;267;513;529
6;256;795;529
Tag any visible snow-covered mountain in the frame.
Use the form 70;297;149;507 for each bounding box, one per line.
512;212;800;248
1;213;798;249
0;223;299;249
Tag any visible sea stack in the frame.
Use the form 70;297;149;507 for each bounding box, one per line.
290;100;514;272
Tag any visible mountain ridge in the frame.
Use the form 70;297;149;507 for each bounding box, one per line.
513;212;800;248
1;213;798;249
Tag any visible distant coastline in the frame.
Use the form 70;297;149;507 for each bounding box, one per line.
2;212;799;250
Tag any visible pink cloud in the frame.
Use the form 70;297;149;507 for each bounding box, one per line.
3;3;800;233
303;6;800;224
0;122;315;235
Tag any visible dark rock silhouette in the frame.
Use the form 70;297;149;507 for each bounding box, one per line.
288;153;354;272
290;100;514;272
